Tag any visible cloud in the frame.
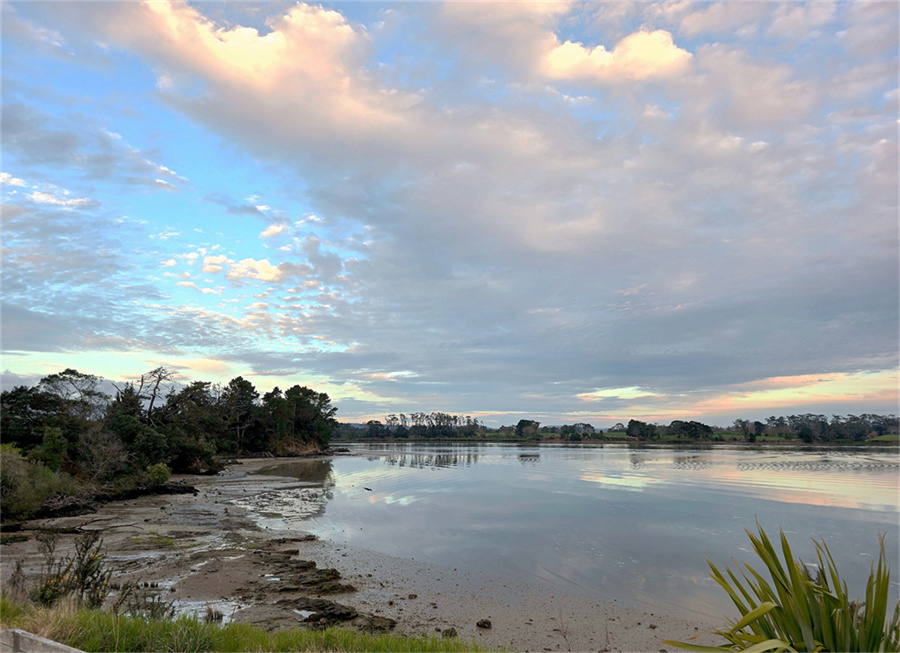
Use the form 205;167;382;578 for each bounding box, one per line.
1;102;190;190
202;255;228;273
28;189;92;208
439;2;691;84
542;30;692;82
260;224;287;238
227;258;284;283
678;3;769;38
841;1;899;58
681;45;820;129
766;3;836;40
1;172;27;187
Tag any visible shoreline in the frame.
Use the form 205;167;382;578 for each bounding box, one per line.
1;456;720;652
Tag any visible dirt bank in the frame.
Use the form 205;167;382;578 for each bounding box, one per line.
1;457;720;652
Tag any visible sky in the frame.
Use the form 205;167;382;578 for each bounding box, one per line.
1;1;898;428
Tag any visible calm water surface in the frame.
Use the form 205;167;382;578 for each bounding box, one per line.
270;443;899;620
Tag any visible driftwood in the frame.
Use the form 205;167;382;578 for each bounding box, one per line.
33;495;98;520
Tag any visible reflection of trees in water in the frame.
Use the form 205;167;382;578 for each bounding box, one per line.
671;455;715;470
264;460;335;485
736;460;899;472
518;453;540;465
381;452;480;469
234;460;336;522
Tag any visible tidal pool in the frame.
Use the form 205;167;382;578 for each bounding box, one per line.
267;443;899;620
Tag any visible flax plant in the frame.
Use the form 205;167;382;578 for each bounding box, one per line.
666;524;900;653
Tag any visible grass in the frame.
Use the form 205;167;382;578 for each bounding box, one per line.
128;532;176;549
664;523;900;652
869;433;900;443
0;595;490;652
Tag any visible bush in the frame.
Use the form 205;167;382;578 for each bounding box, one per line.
666;523;900;652
146;463;171;485
31;530;112;609
0;445;85;521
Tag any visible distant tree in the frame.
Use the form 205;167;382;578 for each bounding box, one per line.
366;420;387;438
627;419;658;440
515;419;541;439
668;420;713;440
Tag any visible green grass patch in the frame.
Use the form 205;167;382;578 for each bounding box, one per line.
128;532;176;549
1;595;491;652
869;433;900;443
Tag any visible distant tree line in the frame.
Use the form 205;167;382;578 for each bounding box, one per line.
1;367;338;519
359;412;486;439
621;414;898;442
340;411;897;444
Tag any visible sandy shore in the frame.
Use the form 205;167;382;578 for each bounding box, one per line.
1;457;721;652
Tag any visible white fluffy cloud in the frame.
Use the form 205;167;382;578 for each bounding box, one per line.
542;29;692;82
260;224;287;238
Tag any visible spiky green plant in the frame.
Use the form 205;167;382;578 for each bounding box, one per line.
665;524;900;653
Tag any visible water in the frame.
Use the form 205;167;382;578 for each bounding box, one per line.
266;442;899;620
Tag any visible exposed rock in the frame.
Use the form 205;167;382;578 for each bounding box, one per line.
292;597;358;623
477;619;492;629
358;615;397;632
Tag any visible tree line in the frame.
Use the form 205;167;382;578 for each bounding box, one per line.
345;412;898;443
358;412;486;439
1;367;338;483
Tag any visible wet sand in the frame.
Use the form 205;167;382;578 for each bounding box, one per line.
1;457;721;652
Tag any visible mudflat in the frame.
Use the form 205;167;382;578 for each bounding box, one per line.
1;457;720;652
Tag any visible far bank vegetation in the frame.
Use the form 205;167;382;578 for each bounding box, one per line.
345;412;898;444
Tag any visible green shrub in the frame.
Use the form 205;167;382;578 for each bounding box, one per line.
666;524;900;652
146;463;171;485
0;445;85;521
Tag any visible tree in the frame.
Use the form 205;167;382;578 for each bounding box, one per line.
157;381;225;471
515;419;541;439
219;377;260;451
282;385;337;448
627;419;658;440
366;420;387;438
77;426;128;482
668;420;714;440
1;385;64;451
138;367;176;425
37;368;109;421
35;426;68;472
